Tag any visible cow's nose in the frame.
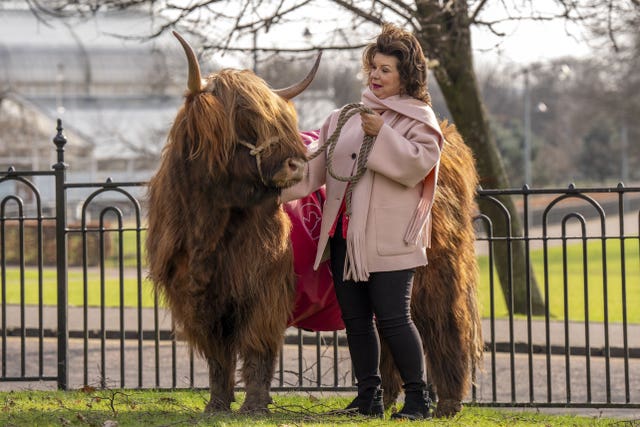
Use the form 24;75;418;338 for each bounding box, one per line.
273;157;306;188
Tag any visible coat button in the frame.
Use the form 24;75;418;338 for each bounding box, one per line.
351;153;357;159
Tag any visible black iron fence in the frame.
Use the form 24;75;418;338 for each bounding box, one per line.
1;121;639;410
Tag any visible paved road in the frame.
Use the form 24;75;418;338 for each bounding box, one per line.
5;304;639;351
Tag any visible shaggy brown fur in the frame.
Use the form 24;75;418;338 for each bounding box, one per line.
380;120;483;418
146;66;308;413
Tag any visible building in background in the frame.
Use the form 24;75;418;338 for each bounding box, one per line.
0;6;184;184
0;5;336;218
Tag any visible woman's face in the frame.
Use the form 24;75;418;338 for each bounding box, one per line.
368;53;402;99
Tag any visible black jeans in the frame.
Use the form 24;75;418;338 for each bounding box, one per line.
329;219;426;394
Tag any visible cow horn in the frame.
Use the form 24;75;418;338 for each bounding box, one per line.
273;52;323;100
173;31;202;93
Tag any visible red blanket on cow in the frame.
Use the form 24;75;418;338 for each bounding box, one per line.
285;131;344;331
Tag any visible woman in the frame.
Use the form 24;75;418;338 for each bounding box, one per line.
282;24;443;420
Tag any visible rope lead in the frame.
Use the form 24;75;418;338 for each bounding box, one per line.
307;103;377;215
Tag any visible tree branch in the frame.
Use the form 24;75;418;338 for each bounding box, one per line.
329;0;384;25
24;0;640;61
374;0;414;23
200;43;366;54
469;0;490;23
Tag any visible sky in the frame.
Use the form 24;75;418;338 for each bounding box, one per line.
471;15;591;67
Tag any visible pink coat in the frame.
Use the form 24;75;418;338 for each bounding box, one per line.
283;89;443;281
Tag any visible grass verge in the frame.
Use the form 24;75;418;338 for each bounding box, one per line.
0;389;632;426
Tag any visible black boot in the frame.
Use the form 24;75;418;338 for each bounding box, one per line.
344;387;384;417
391;389;432;420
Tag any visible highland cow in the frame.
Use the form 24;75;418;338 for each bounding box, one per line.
146;31;320;413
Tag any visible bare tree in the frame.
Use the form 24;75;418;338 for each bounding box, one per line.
28;0;640;314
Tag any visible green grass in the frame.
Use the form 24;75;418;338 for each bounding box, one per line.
2;236;639;323
1;267;157;308
2;228;158;307
0;389;629;426
478;238;640;323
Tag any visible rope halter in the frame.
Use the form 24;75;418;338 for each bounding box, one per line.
238;136;281;186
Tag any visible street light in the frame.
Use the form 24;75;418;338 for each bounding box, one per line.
303;27;312;41
621;122;629;183
252;29;258;74
56;63;65;116
520;63;570;186
523;68;532;186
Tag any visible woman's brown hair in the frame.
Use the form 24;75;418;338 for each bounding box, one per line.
362;23;431;105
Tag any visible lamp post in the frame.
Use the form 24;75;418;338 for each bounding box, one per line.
252;29;258;73
621;122;629;183
523;68;532;186
56;63;65;116
520;63;570;186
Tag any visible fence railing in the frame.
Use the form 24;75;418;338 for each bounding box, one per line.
0;121;638;409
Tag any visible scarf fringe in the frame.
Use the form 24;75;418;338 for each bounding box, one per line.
343;230;369;282
403;197;430;246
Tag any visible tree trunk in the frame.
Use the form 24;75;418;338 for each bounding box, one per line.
416;0;545;315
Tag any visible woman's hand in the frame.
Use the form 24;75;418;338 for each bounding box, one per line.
360;112;384;136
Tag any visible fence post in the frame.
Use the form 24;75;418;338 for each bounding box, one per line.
53;119;69;390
